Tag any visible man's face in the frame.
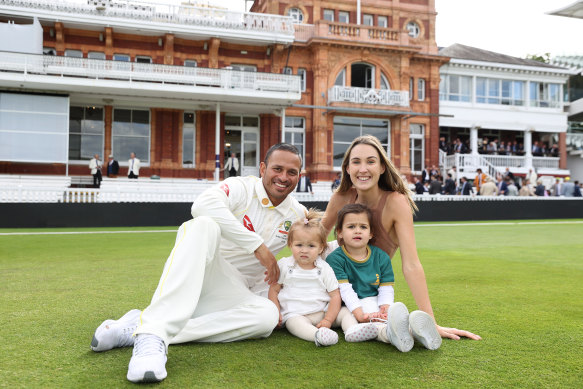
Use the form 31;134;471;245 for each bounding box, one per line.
259;150;301;206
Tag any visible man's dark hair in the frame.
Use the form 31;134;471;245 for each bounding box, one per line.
264;143;302;166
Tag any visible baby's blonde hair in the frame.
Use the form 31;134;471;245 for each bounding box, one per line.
287;208;328;255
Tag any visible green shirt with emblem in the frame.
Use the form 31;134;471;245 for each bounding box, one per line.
326;245;394;299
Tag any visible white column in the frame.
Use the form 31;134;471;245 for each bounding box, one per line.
470;126;479;155
357;0;361;25
524;129;533;168
214;103;221;181
281;108;286;143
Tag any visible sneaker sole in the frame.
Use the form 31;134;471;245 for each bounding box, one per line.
345;323;378;342
386;303;414;352
409;311;442;350
127;370;167;383
315;328;338;346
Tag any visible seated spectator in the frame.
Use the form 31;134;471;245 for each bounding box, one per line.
443;173;456;195
458;176;473;196
519;179;535;196
479;177;497;196
506;177;519;196
428;175;443;195
549;143;559;158
487;139;498;154
516;142;525;156
532;141;543;156
534;179;546;196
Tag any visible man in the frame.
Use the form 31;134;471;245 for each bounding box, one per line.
519;179;535;197
473;168;487;195
552;178;563;197
89;154;102;188
506;177;519;196
574;181;582;197
459;176;472;196
526;168;537;185
128;152;141;179
90;144;305;383
224;152;239;178
414;176;425;195
497;175;508;196
106;154;119;177
428;175;443;195
534;179;546;196
331;172;341;191
421;166;432;184
448;165;457;182
562;177;575;197
296;169;313;194
479;177;497;196
443;173;456;195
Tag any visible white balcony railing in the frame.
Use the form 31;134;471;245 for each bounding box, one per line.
443;153;560;174
328;86;409;107
567;133;583;149
0;51;301;94
1;0;294;37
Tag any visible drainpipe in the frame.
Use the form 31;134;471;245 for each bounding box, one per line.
215;103;221;181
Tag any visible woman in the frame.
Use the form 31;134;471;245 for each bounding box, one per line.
322;135;481;341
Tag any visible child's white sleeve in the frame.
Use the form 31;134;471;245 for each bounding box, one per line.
339;283;361;312
377;285;395;306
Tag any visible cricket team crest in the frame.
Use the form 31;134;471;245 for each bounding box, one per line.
278;220;292;235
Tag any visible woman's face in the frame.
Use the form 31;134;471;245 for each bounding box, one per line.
346;144;385;191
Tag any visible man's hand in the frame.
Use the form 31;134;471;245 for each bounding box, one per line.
254;244;279;285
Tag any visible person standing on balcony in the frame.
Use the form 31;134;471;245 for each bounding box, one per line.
549;143;559;158
322;135;481;344
224;152;239;178
128;152;140;179
106;154;119;177
89;154;102;188
473;168;487;195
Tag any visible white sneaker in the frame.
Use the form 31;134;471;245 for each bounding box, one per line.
91;309;141;352
127;334;167;383
386;302;414;352
409;310;442;350
344;323;378;342
314;327;338;347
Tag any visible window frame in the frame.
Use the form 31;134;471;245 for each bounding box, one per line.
406;21;420;38
184;60;197;67
409;123;425;174
87;51;105;60
182;112;196;168
378;16;388;28
68;106;105;163
298;68;307;92
135;56;152;64
64;49;83;58
333;117;391;169
284;116;306;165
323;9;334;22
362;14;374;26
338;11;349;23
112;108;151;166
418;78;426;101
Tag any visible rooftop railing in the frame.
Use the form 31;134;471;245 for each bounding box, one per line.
0;51;301;94
294;21;406;46
2;0;294;36
328;85;409;107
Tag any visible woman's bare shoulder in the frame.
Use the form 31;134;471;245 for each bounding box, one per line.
384;191;414;217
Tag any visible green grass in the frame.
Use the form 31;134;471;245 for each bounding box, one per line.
1;220;582;388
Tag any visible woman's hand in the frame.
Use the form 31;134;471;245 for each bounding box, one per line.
437;324;482;340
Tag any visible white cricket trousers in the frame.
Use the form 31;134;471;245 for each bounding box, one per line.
134;216;279;346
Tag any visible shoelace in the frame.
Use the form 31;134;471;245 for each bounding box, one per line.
118;325;138;348
134;335;165;357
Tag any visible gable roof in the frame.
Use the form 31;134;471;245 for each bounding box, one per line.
439;43;564;69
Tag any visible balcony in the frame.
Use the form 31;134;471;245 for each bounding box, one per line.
0;51;301;106
328;85;409;107
294;20;410;47
0;0;294;45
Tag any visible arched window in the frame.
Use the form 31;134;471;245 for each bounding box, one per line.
287;8;304;23
380;73;391;90
334;68;346;86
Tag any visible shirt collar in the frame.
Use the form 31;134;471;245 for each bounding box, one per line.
254;179;292;215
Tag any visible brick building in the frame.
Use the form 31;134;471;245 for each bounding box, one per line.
0;0;444;181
